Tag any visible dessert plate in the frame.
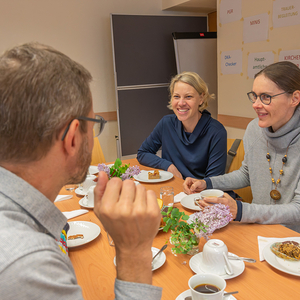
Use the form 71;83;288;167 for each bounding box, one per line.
181;193;202;211
263;240;300;276
113;247;166;271
133;170;173;183
189;252;245;280
67;221;100;248
175;289;237;300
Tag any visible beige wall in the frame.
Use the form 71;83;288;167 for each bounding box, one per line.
217;0;300;139
0;0;203;162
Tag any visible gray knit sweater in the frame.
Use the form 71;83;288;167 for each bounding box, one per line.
209;106;300;233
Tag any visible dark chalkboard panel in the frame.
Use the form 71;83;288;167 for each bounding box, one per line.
111;14;207;156
118;87;170;156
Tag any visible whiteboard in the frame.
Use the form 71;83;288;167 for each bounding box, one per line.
173;32;218;119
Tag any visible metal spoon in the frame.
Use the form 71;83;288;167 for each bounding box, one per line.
228;255;256;263
184;291;238;300
152;244;167;263
223;252;234;275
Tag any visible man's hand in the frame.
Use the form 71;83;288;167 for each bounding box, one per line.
93;171;161;284
167;164;183;179
183;177;207;194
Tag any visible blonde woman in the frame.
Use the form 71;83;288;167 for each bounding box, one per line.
137;71;227;179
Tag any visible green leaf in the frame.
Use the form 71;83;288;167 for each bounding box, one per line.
114;158;122;168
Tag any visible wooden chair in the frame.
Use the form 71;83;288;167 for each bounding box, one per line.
227;139;253;203
91;136;106;165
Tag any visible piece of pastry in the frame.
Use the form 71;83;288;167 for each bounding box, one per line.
68;234;84;240
148;170;160;179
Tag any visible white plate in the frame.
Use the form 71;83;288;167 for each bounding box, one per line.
263;239;300;276
176;289;237;300
79;197;94;209
181;193;202;211
189;252;245;280
133;170;173;183
89;165;99;175
113;247;166;271
67;221;100;248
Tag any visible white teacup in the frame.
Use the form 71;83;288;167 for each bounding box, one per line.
188;273;226;300
84;185;95;207
199;189;224;200
201;239;229;275
81;175;96;193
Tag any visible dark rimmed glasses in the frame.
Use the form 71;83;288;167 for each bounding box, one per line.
61;115;107;141
247;91;290;105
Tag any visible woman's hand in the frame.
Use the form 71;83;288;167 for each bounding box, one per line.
167;164;183;179
183;177;206;194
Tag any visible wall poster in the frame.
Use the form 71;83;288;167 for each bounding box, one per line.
243;13;269;44
273;0;300;28
248;52;275;78
279;49;300;67
219;0;242;24
221;49;243;75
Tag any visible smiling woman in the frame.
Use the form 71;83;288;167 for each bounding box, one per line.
183;61;300;233
137;71;227;180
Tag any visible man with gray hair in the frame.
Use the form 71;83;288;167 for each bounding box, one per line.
0;42;162;299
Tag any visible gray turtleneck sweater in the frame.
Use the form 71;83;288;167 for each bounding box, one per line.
207;106;300;233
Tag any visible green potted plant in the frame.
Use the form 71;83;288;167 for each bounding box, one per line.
162;203;232;255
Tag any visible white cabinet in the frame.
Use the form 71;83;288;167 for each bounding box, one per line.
162;0;216;13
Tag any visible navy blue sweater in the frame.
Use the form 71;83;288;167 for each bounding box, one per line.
137;111;227;179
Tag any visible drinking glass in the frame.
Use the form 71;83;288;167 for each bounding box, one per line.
160;186;174;207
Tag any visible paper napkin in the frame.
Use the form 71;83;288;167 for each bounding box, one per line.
257;236;300;261
62;209;89;220
54;195;73;202
174;192;187;203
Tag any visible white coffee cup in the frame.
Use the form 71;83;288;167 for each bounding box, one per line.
81;175;96;193
85;185;95;207
199;189;224;200
201;239;229;275
188;273;226;300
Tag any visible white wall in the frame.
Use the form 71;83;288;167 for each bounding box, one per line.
217;0;300;140
0;0;203;162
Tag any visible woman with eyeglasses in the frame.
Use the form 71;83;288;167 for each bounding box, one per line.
183;61;300;233
137;71;227;180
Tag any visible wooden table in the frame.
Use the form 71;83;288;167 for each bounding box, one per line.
55;159;300;300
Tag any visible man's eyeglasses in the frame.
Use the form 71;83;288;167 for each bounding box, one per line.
247;91;289;105
61;115;107;141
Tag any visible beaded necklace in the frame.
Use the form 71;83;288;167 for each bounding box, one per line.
266;141;289;200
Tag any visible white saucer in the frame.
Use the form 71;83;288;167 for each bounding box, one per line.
79;197;94;209
181;193;202;211
176;289;237;300
75;187;87;196
67;221;100;248
113;247;166;271
189;252;245;280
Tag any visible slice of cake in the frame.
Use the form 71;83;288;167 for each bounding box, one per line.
148;170;160;179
